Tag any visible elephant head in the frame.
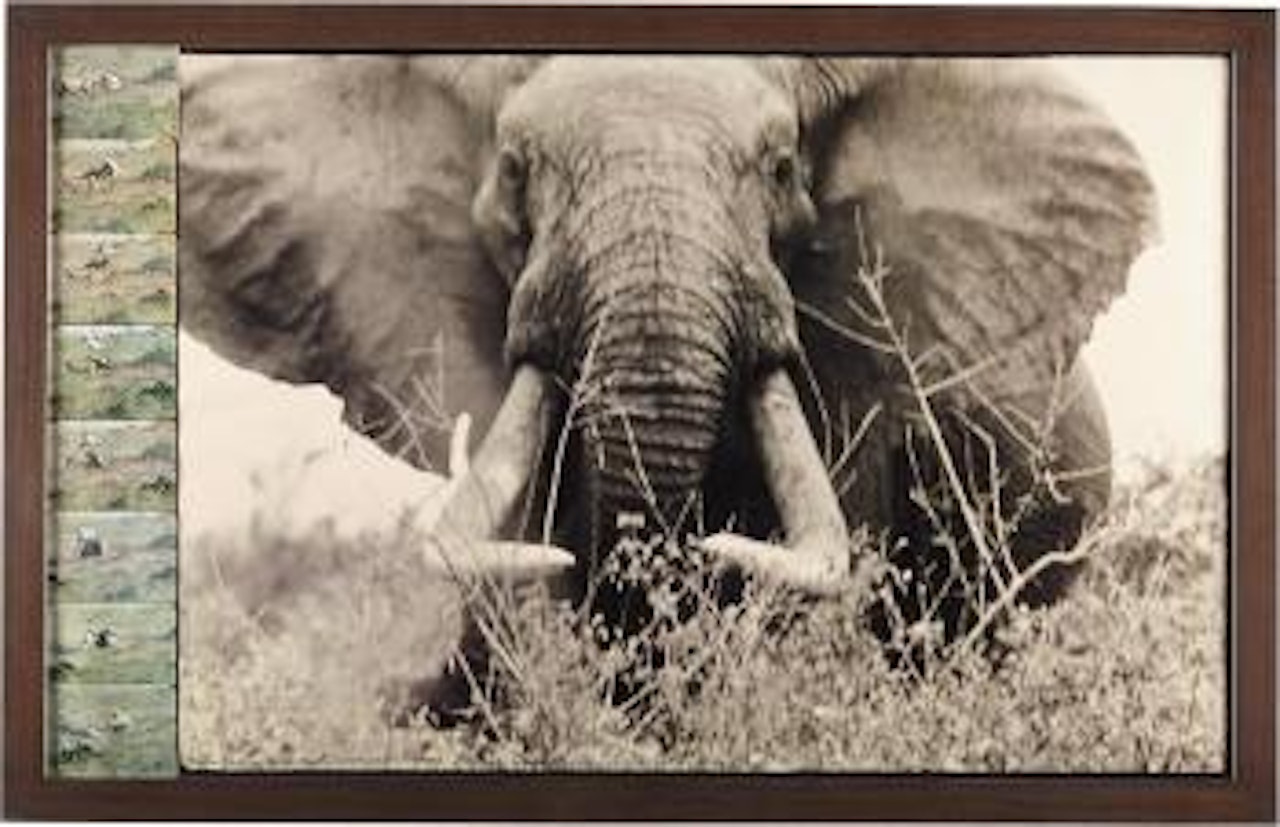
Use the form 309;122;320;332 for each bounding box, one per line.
180;56;1155;616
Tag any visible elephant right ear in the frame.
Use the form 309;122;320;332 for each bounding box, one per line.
179;56;540;471
772;58;1157;407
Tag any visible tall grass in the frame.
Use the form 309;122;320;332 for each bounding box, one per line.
434;463;1223;772
181;454;1223;771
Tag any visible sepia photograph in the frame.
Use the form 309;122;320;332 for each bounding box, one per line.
173;53;1228;773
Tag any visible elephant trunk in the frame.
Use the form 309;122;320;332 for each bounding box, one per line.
570;279;735;635
503;160;818;603
576;266;737;545
548;168;744;544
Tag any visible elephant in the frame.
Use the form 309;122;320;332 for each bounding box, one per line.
179;55;1155;651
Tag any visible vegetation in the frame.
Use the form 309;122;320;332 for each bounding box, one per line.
179;254;1224;773
181;524;469;770
179;455;1224;772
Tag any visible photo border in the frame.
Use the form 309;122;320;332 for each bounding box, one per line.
6;5;1274;821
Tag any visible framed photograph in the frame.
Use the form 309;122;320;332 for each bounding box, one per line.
6;5;1274;821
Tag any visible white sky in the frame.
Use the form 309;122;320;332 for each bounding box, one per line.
180;55;1229;530
1066;57;1228;466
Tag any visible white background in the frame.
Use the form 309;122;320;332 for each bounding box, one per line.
1068;57;1228;468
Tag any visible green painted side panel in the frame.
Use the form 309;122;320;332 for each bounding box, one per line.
53;326;176;420
52;139;176;234
50;684;178;778
47;45;180;779
52;46;178;141
51;513;176;603
52;421;177;512
51;603;177;685
53;235;176;325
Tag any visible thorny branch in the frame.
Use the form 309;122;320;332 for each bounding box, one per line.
841;211;1102;671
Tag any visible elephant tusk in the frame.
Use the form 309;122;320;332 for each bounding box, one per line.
699;368;855;598
426;365;575;582
424;540;577;588
447;412;472;478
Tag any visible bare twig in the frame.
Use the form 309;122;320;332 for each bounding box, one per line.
947;527;1107;662
830;401;883;499
852;256;1005;598
830;209;1110;670
543;289;614;544
795;301;896;355
450;637;506;736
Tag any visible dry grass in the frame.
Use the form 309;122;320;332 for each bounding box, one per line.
180;249;1224;773
180;520;479;770
179;454;1225;772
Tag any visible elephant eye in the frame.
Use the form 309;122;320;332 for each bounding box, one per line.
497;147;525;187
770;152;798;188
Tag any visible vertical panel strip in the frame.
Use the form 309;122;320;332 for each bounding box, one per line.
47;45;179;779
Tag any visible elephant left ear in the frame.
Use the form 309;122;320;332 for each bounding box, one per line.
179;56;540;471
775;58;1157;404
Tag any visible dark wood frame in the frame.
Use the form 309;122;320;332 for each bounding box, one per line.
6;5;1274;821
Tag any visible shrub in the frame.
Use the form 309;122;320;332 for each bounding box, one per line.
438;456;1224;772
